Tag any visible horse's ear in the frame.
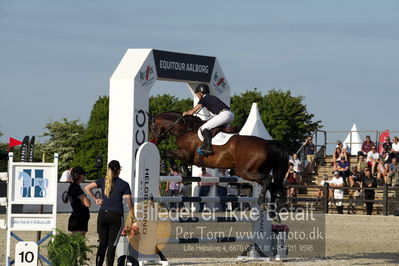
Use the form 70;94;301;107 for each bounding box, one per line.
146;111;153;122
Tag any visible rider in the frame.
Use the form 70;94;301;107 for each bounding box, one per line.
183;83;234;155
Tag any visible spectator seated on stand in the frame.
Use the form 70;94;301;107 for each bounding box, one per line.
357;154;368;175
376;158;388;186
359;135;375;159
332;147;343;171
348;166;363;189
289;153;303;176
387;157;399;187
367;145;380;175
337;156;350;184
317;176;330;202
330;171;344;214
284;163;298;204
382;136;393;163
336;140;351;158
391;136;399;161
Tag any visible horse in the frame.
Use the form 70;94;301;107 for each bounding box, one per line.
149;111;289;219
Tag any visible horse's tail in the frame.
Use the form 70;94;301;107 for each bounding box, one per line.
267;140;289;196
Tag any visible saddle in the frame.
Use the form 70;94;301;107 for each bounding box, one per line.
210;126;239;137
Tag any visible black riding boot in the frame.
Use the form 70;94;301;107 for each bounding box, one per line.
201;129;213;155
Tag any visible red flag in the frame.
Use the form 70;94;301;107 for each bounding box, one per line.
8;137;23;151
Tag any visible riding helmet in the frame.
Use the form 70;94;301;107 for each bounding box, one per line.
194;83;210;94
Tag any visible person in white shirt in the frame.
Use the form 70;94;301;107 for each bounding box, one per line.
330;171;344;214
367;146;380;174
60;168;73;183
289;153;302;175
391;136;399;161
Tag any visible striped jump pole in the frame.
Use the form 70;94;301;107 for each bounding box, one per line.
133;142;273;265
155;196;258;203
169;216;255;223
160;175;255;184
158;236;253;245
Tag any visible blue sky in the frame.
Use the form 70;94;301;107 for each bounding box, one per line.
1;0;398;144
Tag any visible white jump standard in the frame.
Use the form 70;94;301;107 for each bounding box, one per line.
3;153;59;266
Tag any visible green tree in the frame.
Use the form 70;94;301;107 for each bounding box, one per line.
149;94;192;114
261;89;321;152
230;89;263;128
41;118;85;172
0;143;7;171
231;89;321;153
73;96;109;179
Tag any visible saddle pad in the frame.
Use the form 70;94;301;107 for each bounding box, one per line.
197;129;236;146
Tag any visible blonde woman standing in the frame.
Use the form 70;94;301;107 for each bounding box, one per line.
85;160;137;266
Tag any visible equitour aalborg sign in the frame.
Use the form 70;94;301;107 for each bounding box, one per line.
153;49;215;82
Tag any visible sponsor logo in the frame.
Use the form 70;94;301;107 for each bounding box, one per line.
134;109;147;159
159;60;209;74
211;72;226;94
18;169;48;198
153;50;215;82
139;65;155;86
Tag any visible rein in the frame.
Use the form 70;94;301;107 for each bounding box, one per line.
156;116;186;143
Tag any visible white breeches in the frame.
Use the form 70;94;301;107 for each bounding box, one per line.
199;110;234;138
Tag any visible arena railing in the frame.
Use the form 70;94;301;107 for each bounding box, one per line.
282;183;399;216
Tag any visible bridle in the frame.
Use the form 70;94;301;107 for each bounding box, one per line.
151;115;190;144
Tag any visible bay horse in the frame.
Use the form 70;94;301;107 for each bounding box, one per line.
149;111;289;219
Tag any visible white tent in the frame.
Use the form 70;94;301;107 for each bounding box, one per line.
239;102;272;200
344;122;363;155
239;102;272;140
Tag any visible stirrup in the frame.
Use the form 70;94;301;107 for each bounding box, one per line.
197;147;213;156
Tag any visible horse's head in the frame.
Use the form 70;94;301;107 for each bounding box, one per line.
149;111;203;144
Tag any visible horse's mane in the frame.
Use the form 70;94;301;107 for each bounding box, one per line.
158;111;204;131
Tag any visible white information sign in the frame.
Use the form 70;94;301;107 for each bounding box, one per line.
11;217;55;231
15;242;38;266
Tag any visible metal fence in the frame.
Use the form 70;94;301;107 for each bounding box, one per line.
285;183;399;216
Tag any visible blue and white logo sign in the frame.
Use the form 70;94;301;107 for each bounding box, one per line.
12;166;56;203
18;169;48;198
